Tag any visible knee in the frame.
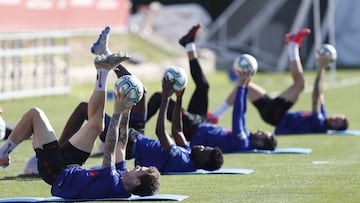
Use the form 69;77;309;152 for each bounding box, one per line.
152;92;162;100
203;82;210;92
148;92;162;104
26;107;45;118
78;102;88;111
198;82;210;94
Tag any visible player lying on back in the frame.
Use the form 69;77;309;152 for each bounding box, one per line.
210;29;348;135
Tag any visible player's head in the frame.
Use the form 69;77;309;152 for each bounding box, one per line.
125;165;160;196
250;130;277;150
325;114;348;130
190;145;223;171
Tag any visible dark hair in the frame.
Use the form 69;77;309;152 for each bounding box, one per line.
202;147;224;171
339;118;349;130
262;133;277;150
325;117;349;130
251;132;277;150
131;167;161;196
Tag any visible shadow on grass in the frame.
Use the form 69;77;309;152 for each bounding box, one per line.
0;173;40;181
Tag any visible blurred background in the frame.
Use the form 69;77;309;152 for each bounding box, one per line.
0;0;359;100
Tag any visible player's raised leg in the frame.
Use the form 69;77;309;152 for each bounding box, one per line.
0;109;58;168
68;53;129;153
277;28;311;102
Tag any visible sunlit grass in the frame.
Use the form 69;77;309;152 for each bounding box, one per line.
1;69;360;202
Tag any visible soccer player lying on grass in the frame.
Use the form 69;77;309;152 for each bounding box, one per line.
146;24;277;153
20;63;146;175
57;67;146;160
19;26;146;175
58;26;147;160
0;53;160;198
210;29;348;135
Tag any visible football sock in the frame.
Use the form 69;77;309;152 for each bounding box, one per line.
185;43;196;52
288;42;300;61
212;102;231;118
95;69;110;91
0;139;17;159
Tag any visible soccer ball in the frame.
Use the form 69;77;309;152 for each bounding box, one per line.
163;66;188;91
23;156;39;175
316;44;337;62
233;54;258;76
114;75;144;105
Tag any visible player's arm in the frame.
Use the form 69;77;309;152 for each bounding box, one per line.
312;56;329;113
102;91;131;168
155;79;175;151
234;70;251;133
171;88;187;147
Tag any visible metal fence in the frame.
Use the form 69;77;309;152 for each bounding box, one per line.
0;31;70;100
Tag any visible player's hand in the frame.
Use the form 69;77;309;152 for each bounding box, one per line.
317;55;331;70
162;78;175;98
175;88;185;98
237;69;252;87
114;90;133;113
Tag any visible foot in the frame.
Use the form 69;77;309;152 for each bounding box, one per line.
285;28;311;46
179;24;201;47
94;53;131;70
0;157;10;168
207;112;219;125
91;26;112;56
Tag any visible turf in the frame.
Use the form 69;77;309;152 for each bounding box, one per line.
0;69;360;203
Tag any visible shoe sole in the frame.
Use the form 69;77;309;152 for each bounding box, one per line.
95;54;130;69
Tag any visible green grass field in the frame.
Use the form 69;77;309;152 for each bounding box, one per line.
1;68;360;202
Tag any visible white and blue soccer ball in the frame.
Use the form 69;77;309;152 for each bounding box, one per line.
163;66;188;91
23;156;39;175
114;75;144;105
233;54;258;76
316;44;337;62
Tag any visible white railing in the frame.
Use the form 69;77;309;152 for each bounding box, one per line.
0;31;71;100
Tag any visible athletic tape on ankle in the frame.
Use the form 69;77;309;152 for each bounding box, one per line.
186;43;196;52
288;42;300;61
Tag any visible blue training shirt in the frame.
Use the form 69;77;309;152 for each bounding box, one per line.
51;161;130;199
190;87;253;153
134;134;195;172
274;104;327;135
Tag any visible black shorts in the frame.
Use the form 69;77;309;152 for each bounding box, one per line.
182;111;207;141
252;95;294;126
99;116;145;142
35;141;90;185
125;128;142;160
